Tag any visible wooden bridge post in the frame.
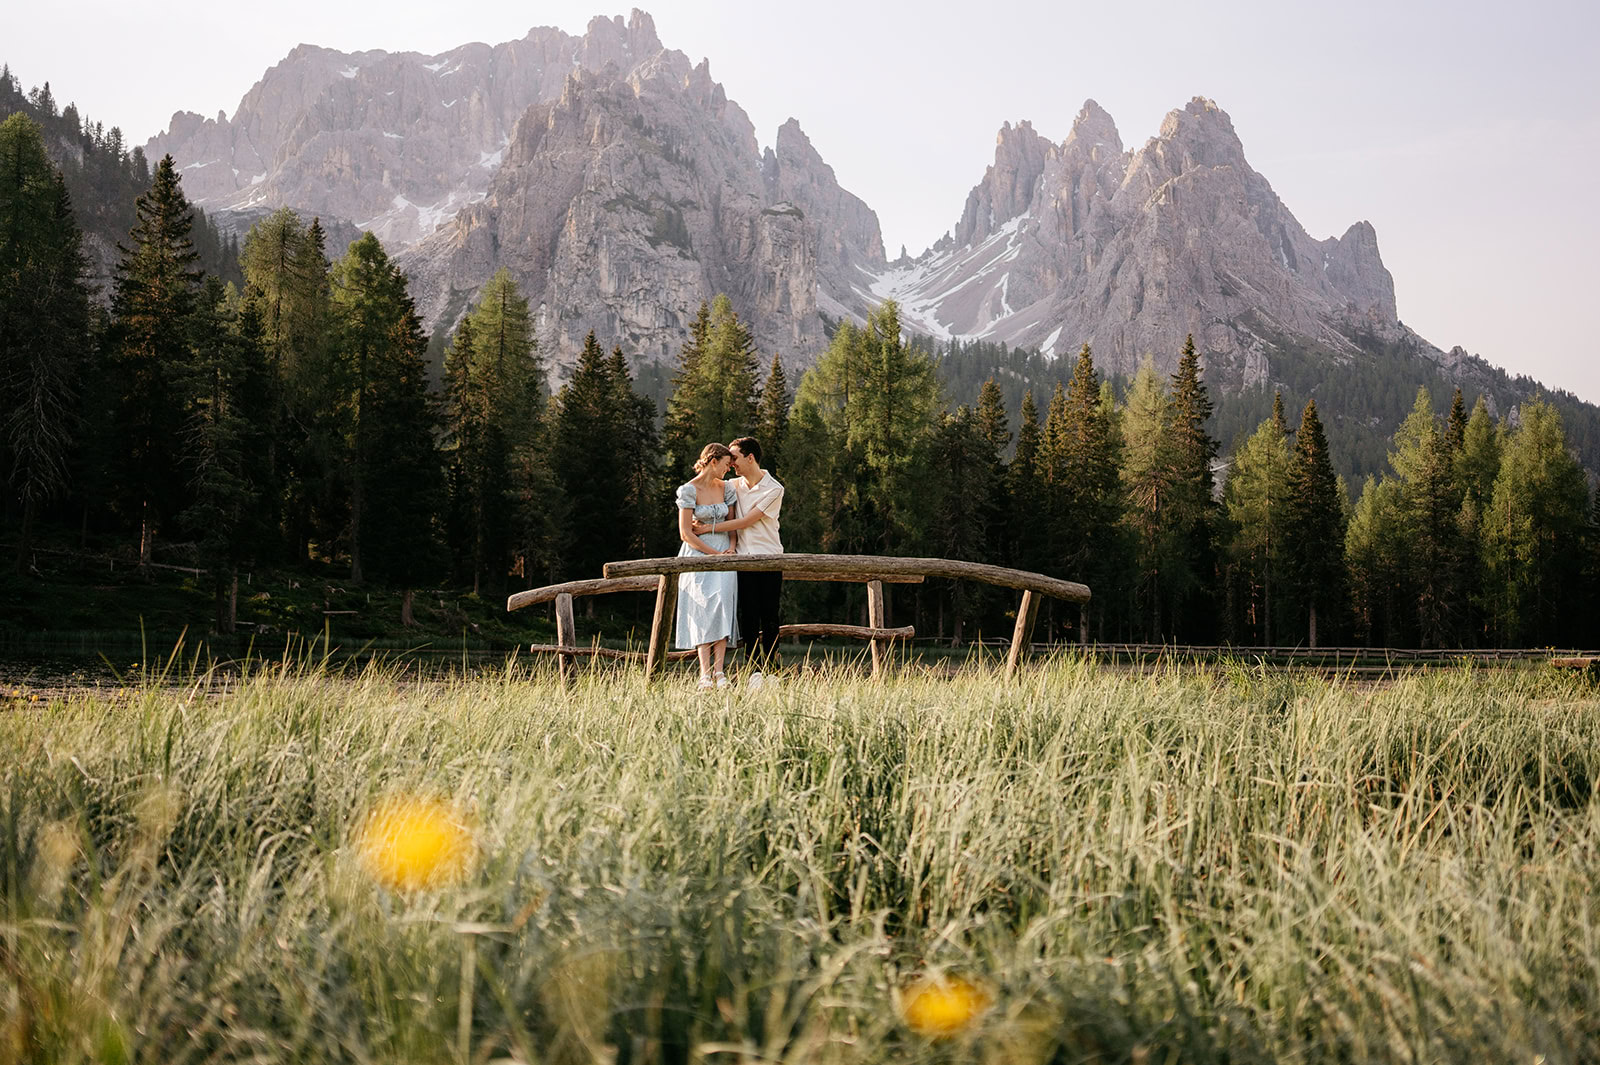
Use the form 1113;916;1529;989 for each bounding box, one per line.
1079;602;1088;647
867;579;886;677
554;592;576;684
1005;589;1040;678
645;574;679;681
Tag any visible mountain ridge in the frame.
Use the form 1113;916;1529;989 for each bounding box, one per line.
134;11;1587;435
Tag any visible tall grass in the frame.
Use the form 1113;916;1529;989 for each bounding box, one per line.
2;655;1598;1063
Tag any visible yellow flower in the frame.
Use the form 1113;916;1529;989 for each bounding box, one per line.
357;796;474;891
900;973;992;1037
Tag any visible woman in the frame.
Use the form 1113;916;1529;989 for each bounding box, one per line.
676;443;740;689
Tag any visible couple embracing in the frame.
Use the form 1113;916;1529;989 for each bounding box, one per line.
674;436;784;691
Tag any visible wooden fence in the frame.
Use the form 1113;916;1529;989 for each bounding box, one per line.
506;553;1091;681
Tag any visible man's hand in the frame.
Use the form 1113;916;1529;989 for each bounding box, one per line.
690;519;710;535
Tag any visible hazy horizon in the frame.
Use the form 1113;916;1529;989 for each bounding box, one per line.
9;0;1598;402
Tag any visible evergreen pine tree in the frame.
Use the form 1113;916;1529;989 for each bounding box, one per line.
755;353;790;472
1282;399;1345;646
327;232;444;607
239;207;332;562
1345;476;1407;645
1007;389;1044;574
1481;399;1588;644
1446;387;1468;452
109;154;201;564
789;301;941;553
1059;344;1121;637
930;406;991;641
440;268;544;596
1222;412;1292;643
609;346;666;559
663;300;711;479
1038;382;1072;571
1121;360;1178;638
551;332;630;583
178;279;270;631
0;114;90;572
1165;334;1219;636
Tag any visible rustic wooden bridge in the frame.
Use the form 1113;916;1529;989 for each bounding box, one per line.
506;553;1091;680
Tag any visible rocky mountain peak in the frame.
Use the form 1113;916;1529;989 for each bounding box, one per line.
1063;98;1122;157
579;9;662;65
952;118;1051;247
1146;96;1247;172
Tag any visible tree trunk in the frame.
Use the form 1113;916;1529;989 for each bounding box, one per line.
349;474;364;583
401;588;416;627
139;499;154;567
229;571;238;633
15;496;36;575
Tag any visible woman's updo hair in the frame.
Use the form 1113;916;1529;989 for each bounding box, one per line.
693;442;732;472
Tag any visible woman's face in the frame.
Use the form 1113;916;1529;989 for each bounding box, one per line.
714;455;733;476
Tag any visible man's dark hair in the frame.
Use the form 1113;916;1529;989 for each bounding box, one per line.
730;436;761;464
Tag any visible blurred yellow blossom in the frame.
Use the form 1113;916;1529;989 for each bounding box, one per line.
357;796;474;891
900;973;992;1037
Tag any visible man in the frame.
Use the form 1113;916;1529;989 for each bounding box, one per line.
692;436;784;688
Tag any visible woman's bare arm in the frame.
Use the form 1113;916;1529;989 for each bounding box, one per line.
691;506;766;535
679;508;733;555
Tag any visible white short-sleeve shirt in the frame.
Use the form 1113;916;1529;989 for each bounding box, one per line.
732;472;784;554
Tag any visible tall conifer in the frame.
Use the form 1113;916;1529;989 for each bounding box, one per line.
1282;399;1344;646
328;232;443;607
110;154;201;564
755;353;790;472
552;332;630;583
0;114;89;571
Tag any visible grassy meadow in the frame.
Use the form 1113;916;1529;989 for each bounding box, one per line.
2;654;1598;1063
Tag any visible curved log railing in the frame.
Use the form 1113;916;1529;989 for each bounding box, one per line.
505;554;1089;682
602;554;1087;680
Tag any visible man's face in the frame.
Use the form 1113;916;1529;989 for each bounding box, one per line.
730;446;755;478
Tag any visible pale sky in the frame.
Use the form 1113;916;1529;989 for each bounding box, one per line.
9;0;1598;400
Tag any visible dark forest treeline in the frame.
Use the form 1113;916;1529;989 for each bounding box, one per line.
4;108;1598;647
0;67;240;287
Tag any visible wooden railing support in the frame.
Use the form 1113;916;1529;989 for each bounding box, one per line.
1079;602;1088;647
603;554;1089;603
1006;589;1040;678
645;573;679;681
554;592;577;684
867;580;886;677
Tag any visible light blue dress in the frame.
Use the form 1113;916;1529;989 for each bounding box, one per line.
675;480;740;650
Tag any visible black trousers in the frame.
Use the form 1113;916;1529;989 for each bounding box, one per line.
738;570;783;668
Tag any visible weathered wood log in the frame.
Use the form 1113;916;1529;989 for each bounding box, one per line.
776;623;914;641
603;553;1090;603
867;579;886;677
1005;589;1040;678
528;644;696;662
554;593;577;683
645;573;679;681
783;571;924;584
507;575;660;612
506;569;924;612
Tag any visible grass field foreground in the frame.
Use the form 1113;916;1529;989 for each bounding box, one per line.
2;656;1598;1063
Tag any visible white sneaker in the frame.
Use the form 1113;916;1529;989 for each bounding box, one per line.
746;671;765;691
714;672;731;689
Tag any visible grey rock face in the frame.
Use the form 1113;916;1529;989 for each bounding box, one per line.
150;10;887;375
873;97;1431;390
399;60;829;377
146;12;672;250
